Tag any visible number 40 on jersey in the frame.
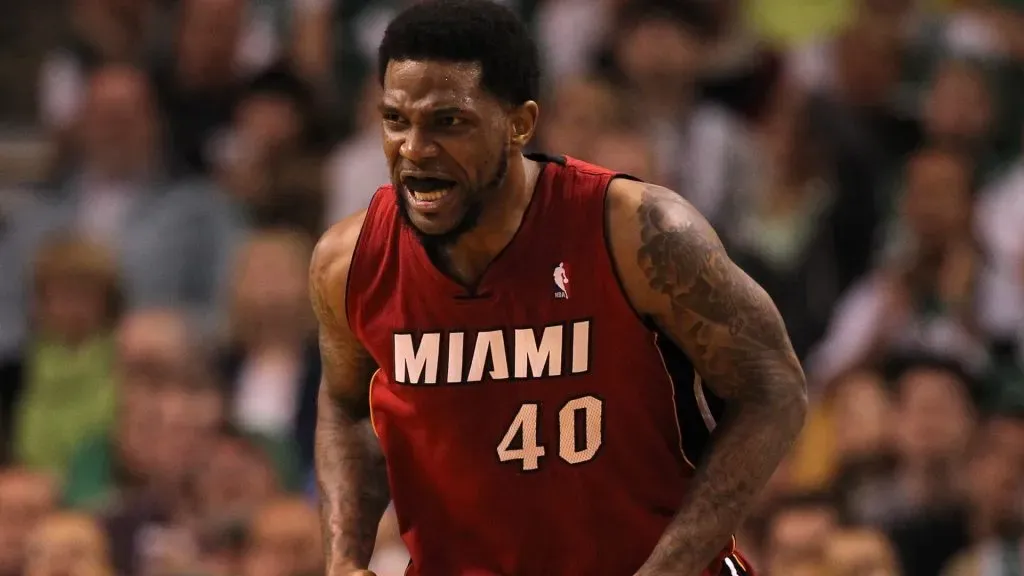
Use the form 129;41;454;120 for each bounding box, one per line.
496;395;604;471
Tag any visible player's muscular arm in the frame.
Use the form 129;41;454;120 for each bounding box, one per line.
310;213;390;575
607;181;807;575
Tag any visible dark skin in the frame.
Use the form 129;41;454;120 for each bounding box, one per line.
607;182;807;575
313;61;539;576
378;60;540;283
312;59;807;576
310;209;387;576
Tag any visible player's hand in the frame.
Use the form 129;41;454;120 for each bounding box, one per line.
345;571;376;576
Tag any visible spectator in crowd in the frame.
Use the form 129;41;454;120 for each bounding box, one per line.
26;513;112;576
534;0;619;88
191;425;287;534
0;469;58;576
220;63;327;237
701;0;785;124
809;147;987;385
0;0;61;123
790;0;914;93
830;370;895;463
37;0;156;136
67;309;226;575
938;412;1024;576
921;60;999;178
802;11;917;196
220;228;320;472
288;0;333;93
0;234;120;475
173;425;290;576
259;154;329;240
826;528;902;576
241;497;322;576
220;63;321;209
729;96;862;359
976;119;1024;349
537;76;630;162
0;64;242;358
787;369;895;493
587;127;659;182
23;512;113;576
608;0;758;229
890;411;1024;576
864;360;977;527
759;492;840;576
63;308;221;511
151;0;248;175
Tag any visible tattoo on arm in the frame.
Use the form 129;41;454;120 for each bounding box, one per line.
637;184;798;388
316;401;390;569
311;268;390;571
635;184;807;574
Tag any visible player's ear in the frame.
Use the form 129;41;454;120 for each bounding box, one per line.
509;100;539;149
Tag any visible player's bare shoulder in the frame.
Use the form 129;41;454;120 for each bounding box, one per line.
605;177;803;399
604;178;721;315
310;209;377;406
310;210;370;327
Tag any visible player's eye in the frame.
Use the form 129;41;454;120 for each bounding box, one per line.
436;116;464;128
382;112;406;125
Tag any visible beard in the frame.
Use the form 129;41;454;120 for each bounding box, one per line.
395;146;509;250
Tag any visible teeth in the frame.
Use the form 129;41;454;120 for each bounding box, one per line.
412;190;448;202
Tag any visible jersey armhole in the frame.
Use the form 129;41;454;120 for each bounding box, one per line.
601;174;651;327
344;186;389;336
600;174;728;465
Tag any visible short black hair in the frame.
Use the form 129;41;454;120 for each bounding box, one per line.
377;0;541;106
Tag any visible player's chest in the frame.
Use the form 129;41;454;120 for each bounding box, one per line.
361;238;640;386
362;287;595;387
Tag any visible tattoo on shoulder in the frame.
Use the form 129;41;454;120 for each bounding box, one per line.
635;184;798;398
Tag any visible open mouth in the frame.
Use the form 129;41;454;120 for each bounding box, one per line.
403;176;457;203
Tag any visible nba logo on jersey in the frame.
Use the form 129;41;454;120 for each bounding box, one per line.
553;262;570;299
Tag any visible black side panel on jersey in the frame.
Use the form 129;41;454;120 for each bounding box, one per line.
524;151;567;165
655;330;727;466
599;174;648;325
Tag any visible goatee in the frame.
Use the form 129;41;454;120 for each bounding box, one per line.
395;149;509;251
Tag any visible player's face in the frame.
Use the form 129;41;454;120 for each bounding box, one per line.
380;60;511;241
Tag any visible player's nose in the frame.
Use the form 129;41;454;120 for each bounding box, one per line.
399;128;439;164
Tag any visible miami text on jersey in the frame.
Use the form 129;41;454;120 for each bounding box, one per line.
393;320;592;385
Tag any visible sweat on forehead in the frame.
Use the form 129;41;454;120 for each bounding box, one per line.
384;61;486;100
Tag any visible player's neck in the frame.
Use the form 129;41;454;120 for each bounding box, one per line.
441;154;540;284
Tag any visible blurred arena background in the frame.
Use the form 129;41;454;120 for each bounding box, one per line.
1;0;1023;575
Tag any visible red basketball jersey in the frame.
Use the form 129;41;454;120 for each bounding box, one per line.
347;154;740;576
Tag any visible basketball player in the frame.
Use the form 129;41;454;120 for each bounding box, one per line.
311;1;807;575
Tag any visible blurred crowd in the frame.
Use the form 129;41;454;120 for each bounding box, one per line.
1;0;1024;575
